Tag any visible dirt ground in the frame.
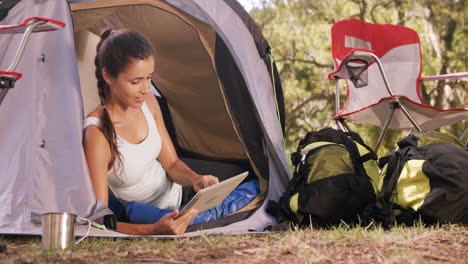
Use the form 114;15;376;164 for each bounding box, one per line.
0;224;467;263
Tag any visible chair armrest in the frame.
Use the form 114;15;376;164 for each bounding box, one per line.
419;72;468;81
0;16;65;34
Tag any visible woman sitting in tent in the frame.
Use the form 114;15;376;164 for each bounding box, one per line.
83;29;258;235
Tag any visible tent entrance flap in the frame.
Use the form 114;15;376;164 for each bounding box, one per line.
71;2;247;161
71;1;271;230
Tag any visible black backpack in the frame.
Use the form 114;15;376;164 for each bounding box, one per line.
267;128;379;227
363;131;468;228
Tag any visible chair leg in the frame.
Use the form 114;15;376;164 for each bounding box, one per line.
460;126;468;144
374;106;397;153
399;103;423;131
335;117;351;132
342;118;352;132
334;79;341;116
335;119;346;132
334;78;353;133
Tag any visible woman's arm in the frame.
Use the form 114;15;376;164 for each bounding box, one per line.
83;122;198;235
165;159;218;191
145;95;218;191
116;209;198;235
83;125;112;206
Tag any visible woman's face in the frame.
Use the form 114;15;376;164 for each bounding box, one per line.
105;56;155;109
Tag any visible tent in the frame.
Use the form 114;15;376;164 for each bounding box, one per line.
0;0;291;236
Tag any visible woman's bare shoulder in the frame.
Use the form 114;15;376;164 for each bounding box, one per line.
83;124;105;142
87;106;104;119
84;106;107;145
83;124;110;158
83;106;111;168
145;94;162;117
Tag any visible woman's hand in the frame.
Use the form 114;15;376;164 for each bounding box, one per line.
192;174;219;192
153;209;198;235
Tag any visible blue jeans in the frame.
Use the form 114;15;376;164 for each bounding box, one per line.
108;180;259;225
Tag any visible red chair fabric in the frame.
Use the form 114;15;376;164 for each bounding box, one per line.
328;18;467;130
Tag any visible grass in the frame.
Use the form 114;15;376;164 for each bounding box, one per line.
0;224;466;263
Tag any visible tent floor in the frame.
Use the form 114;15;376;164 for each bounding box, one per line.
3;224;273;239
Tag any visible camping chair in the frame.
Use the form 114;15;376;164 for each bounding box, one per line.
328;18;468;152
0;17;65;107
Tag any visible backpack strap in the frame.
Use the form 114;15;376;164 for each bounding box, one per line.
290;128;367;186
378;134;419;203
303;128;376;178
269;128;377;225
269;148;313;223
346;131;378;163
267;170;306;224
378;150;406;203
369;138;417;228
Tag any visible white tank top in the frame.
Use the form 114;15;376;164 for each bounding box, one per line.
83;102;182;209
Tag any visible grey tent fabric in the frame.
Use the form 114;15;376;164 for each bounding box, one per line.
0;0;291;236
0;0;110;234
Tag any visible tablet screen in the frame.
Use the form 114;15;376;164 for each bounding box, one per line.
177;171;249;217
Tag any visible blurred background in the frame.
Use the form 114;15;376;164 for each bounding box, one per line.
238;0;467;157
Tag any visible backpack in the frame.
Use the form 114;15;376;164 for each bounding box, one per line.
364;131;468;228
267;128;380;227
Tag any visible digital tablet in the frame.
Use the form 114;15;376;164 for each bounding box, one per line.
178;171;249;217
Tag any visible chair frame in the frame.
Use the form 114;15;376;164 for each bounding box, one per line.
0;19;47;105
329;19;467;152
0;17;65;107
333;49;424;152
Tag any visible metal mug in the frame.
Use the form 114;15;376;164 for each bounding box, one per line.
41;212;91;250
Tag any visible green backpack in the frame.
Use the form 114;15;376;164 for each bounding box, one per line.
364;131;468;227
268;128;380;227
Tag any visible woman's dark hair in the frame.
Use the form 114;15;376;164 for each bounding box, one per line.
94;29;154;171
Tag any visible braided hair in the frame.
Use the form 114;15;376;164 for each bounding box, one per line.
94;29;154;172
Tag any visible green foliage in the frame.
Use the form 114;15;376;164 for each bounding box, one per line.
250;0;467;156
